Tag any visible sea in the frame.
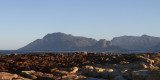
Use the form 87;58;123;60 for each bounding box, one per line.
0;50;157;55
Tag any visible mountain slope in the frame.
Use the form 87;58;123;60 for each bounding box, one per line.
111;35;160;50
86;39;123;51
19;32;98;50
151;43;160;51
19;33;160;51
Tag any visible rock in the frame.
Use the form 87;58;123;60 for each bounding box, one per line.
70;67;79;73
139;63;148;69
84;65;94;69
82;65;120;79
61;73;86;80
82;52;88;55
12;76;32;80
107;69;114;72
94;67;105;72
33;72;43;76
12;78;32;80
101;69;119;79
108;71;120;79
113;75;127;80
86;77;107;80
29;75;37;79
20;70;55;79
0;72;18;80
82;66;106;77
146;70;160;80
53;70;68;74
21;70;36;75
128;69;148;80
92;67;105;77
20;70;36;79
37;73;55;80
82;65;94;76
50;68;58;72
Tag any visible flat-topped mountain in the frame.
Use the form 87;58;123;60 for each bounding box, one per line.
19;33;160;51
19;32;122;51
19;32;98;51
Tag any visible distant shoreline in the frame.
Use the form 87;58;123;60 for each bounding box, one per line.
0;50;159;55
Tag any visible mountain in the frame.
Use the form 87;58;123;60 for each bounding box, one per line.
111;35;160;50
19;32;122;51
86;39;123;51
19;32;98;51
19;33;160;51
151;43;160;51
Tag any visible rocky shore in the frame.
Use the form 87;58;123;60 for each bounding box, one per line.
0;52;160;80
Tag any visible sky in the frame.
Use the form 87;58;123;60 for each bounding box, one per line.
0;0;160;50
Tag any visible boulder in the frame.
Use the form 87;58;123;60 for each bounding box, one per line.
20;70;55;79
0;72;18;80
70;67;79;73
61;73;86;80
101;69;119;79
128;69;148;80
82;65;94;76
20;70;36;79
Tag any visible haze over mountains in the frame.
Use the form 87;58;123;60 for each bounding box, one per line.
19;32;160;51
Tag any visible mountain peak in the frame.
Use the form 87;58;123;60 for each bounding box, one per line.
48;32;67;36
141;34;149;37
98;39;107;48
43;32;70;39
20;32;98;50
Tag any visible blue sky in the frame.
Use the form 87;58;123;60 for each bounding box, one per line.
0;0;160;50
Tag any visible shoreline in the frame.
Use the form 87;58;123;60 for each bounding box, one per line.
0;52;160;80
0;50;158;55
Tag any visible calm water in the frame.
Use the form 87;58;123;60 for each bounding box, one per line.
0;50;156;55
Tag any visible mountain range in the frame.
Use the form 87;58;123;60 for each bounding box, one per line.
19;32;160;51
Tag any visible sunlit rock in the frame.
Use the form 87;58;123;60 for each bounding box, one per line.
0;72;18;80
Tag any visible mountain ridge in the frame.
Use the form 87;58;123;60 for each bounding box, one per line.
19;32;160;51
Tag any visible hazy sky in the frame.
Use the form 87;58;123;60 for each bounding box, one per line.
0;0;160;50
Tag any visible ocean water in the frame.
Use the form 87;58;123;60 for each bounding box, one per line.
0;50;155;55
